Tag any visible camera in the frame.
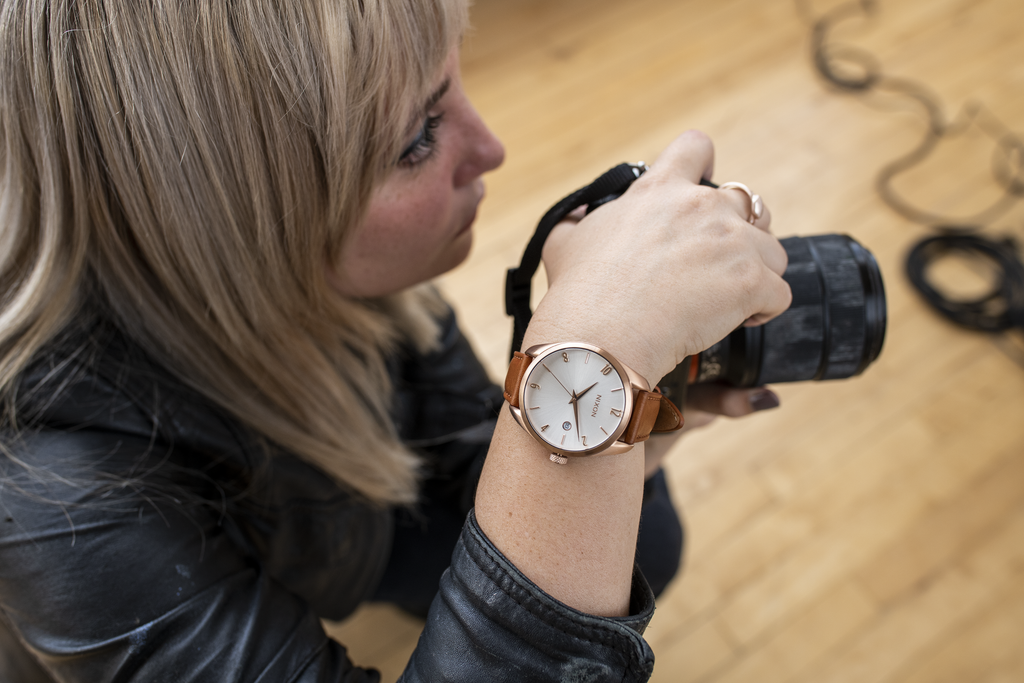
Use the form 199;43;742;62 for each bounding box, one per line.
506;163;888;402
657;233;887;405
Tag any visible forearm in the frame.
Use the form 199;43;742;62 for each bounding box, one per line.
473;276;664;618
475;129;791;621
475;396;646;618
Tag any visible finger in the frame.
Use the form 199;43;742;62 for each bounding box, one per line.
564;205;587;223
541;215;580;262
685;383;781;417
744;267;793;326
648;130;715;185
742;246;793;324
716;183;773;233
753;202;772;233
751;225;789;276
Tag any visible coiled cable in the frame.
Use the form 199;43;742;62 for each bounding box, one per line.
906;234;1024;333
800;0;1024;344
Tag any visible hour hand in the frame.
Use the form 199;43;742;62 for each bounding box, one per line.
575;381;599;401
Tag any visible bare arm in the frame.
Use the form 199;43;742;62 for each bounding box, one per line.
475;397;648;616
475;130;791;617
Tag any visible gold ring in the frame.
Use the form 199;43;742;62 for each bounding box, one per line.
719;182;764;224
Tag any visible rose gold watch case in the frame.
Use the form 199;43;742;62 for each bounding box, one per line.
507;341;651;459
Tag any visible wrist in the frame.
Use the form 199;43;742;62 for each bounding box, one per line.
523;311;663;389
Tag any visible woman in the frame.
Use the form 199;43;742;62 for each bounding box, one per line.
0;1;790;681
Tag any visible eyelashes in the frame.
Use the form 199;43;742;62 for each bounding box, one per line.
398;113;444;168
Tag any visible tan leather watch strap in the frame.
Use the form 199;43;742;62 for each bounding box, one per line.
621;388;683;444
503;351;530;408
652;391;685;433
503;351;684;445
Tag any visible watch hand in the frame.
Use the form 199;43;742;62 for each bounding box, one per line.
575;381;599;401
541;362;573;397
571;390;581;444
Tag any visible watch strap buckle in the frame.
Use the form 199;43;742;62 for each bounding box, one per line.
621;387;683;444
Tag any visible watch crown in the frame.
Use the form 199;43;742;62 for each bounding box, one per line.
549;453;569;465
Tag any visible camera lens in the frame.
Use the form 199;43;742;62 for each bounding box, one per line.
692;234;887;387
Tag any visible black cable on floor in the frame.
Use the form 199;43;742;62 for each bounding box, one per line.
798;0;1024;355
906;234;1024;333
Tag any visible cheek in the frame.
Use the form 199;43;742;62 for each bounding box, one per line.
333;179;465;297
366;186;453;250
353;186;457;272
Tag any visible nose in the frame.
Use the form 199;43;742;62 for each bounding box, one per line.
454;105;505;188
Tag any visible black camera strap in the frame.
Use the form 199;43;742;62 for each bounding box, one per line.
504;162;647;358
505;163;719;358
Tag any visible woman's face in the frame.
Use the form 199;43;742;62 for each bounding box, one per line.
330;48;505;298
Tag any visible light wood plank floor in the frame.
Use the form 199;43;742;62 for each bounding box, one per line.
326;0;1024;680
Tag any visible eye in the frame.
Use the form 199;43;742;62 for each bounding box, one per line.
398;113;443;168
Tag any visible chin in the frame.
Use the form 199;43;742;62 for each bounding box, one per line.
447;227;474;270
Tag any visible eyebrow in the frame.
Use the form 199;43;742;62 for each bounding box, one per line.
399;77;453;146
424;77;452;114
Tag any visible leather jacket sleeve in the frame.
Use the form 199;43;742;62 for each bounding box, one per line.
0;309;657;682
0;437;655;682
402;511;656;681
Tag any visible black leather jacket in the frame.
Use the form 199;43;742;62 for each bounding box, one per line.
0;311;656;682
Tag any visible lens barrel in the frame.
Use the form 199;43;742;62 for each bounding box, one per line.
691;234;887;387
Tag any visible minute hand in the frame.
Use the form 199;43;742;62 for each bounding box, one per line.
570;390;582;444
572;382;599;445
540;363;573;397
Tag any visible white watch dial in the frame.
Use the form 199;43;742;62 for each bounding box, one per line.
521;347;629;453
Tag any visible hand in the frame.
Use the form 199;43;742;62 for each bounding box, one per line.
478;130;791;619
523;130;791;387
642;383;781;478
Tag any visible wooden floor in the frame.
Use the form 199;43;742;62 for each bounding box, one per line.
326;0;1024;680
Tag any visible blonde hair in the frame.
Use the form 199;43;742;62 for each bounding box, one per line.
0;0;468;504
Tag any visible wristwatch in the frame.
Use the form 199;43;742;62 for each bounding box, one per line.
503;342;683;464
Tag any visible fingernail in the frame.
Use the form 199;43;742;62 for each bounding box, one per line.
749;389;780;412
